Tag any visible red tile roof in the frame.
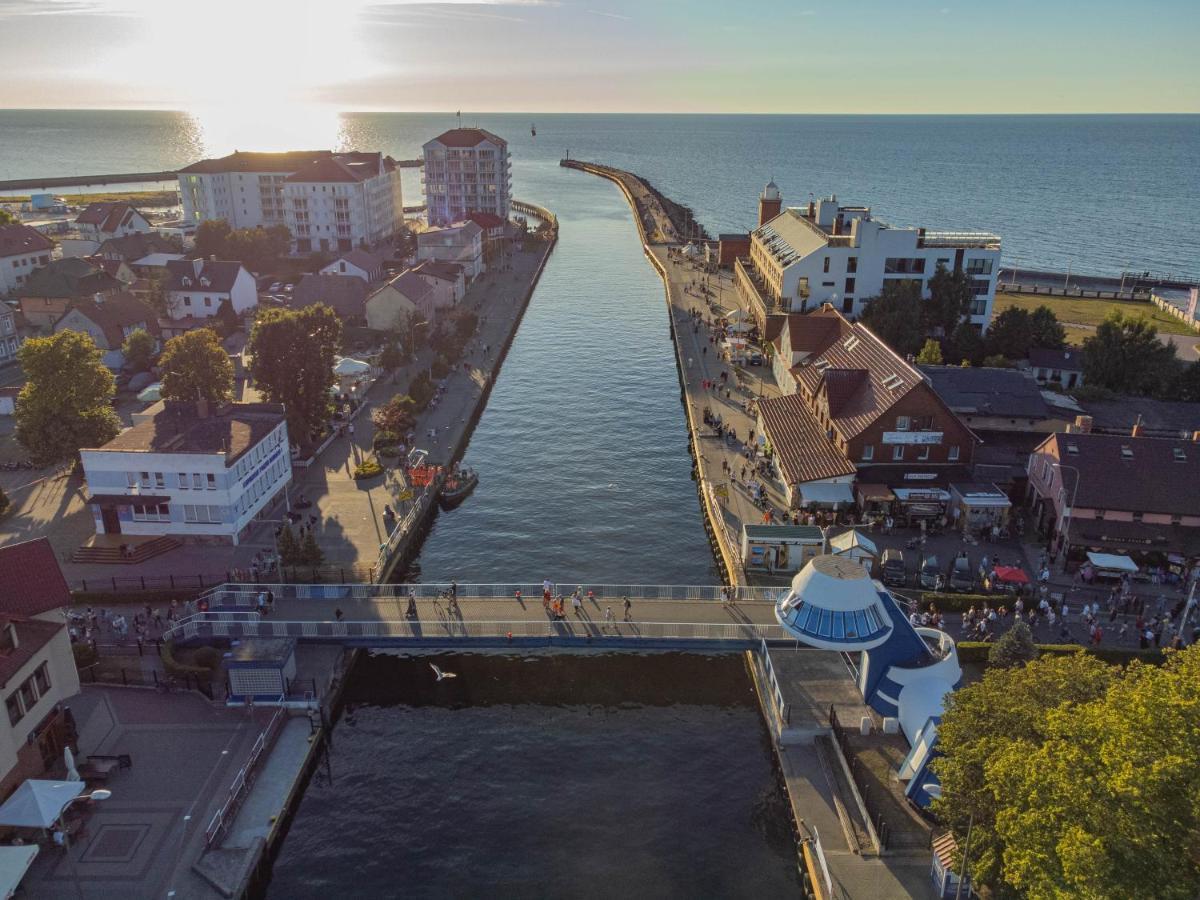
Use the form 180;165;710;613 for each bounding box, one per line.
0;538;72;617
757;393;857;486
777;310;844;355
0;224;54;258
465;211;506;230
822;368;869;416
431;128;507;148
76;202;145;235
58;292;158;347
178;150;329;175
0;618;65;688
285;157;363;184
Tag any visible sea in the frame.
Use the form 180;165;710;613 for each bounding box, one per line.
3;111;1198;895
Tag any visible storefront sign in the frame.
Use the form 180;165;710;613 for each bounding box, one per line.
882;431;943;445
903;472;939;480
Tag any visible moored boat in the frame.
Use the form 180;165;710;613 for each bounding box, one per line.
439;467;479;509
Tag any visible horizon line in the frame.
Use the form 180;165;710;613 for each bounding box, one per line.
1;107;1198;117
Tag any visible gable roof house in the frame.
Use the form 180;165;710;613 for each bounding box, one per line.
97;232;181;264
53;293;159;369
290;274;370;322
416;221;484;280
411;260;465;306
0;224;55;297
161;259;257;336
365;272;426;333
320;249;384;284
74;202;153;242
17;257;123;329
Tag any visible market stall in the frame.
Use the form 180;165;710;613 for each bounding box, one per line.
741;524;824;574
949;483;1011;534
797;482;855;510
828;529;878;573
855;484;895;522
1080;551;1139;583
983;565;1030;594
892;487;950;525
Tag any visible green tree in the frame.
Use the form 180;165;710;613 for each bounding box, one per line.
158;329;234;406
301;529;324;567
247;304;342;444
988;620;1038;669
925;263;973;334
277;525;302;566
120;327;156;372
378;341;405;374
145;271;173;318
985;307;1035;359
931;652;1116;891
981;353;1014;369
915;338;944;365
1029;305;1067;350
859;281;925;357
1081;311;1178;395
1166;359;1200;402
16;331;121;464
988;647;1200;898
194;219;232;260
372;394;415;435
948;321;986;367
0;209;17;225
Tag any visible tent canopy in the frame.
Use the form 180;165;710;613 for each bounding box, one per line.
136;382;162;403
798;482;855;507
830;530;878;556
725;308;751;323
1086;552;1139;573
0;780;85;828
0;846;38;898
992;565;1029;584
333;357;371;377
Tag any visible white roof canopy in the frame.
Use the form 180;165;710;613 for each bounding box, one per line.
333;357;371;377
0;846;38;897
725;308;751;323
0;780;85;828
1086;552;1139;573
830;529;878;556
798;482;855;506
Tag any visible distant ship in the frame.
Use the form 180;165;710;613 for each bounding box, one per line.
531;123;536;138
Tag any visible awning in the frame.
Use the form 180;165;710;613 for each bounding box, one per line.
992;565;1030;584
0;780;85;828
893;488;951;502
1086;552;1139;574
797;482;855;506
87;494;170;505
856;484;894;502
0;846;38;897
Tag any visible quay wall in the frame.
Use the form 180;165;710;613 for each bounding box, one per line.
561;160;742;586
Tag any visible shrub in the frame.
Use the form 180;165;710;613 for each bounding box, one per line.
71;588;202;607
957;641;1165;667
354;457;383;480
372;395;415;434
72;642;98;669
408;372;434;411
430;356;451;379
160;640;211;678
373;429;402;451
989;620;1038;668
192;646;223;670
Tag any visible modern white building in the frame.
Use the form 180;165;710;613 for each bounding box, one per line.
177;150;404;254
736;190;1001;331
80;401;291;545
422;129;511;226
417;221;484;280
0;224;54;296
161;259;257;334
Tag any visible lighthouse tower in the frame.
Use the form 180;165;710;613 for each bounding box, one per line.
758;180;782;227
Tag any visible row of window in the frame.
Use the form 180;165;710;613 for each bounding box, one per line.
131;502;170;522
9;254;50;269
128;471;218;491
6;662;52;728
861;444;960;462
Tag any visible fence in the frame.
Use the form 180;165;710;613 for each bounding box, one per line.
828;704;891;853
373;482;437;580
70;565;375;595
758;637;789;727
78;663;215;700
205;699;288;848
169;616;791;645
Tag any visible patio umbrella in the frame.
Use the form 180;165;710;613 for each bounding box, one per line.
136;382;163;403
993;565;1030;584
333;357;371;377
64;748;78;783
0;780;85;829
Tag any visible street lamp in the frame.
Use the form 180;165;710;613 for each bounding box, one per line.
923;783;972;900
61;789;113;900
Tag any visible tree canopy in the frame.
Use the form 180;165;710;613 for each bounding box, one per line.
933;648;1200;897
915;338;944;365
16;331;121;463
859;281;925;357
1028;305;1067;350
194;219;291;272
1081;311;1178;396
0;209;17;225
247;304;342;444
158;328;234;406
925;263;973;334
120;327;156;372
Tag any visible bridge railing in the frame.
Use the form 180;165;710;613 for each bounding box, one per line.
205;698;288;849
201;582;791;607
170;617;792;644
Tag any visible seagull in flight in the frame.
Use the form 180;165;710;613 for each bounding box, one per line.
430;663;458;681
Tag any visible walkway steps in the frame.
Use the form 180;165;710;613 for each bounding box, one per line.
73;535;181;564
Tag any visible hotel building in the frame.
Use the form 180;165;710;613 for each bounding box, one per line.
422;129;511;227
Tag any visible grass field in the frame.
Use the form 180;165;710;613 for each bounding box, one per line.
1;190;177;207
993;291;1195;341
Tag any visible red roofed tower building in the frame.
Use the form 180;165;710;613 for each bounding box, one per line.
422;128;511;226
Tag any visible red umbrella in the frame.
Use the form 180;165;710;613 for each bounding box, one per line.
993;566;1030;584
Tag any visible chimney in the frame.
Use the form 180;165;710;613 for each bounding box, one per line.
807;199;815;218
1193;430;1200;443
833;214;844;236
917;227;926;248
1074;415;1093;434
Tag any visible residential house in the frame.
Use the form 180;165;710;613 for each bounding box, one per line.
0;305;22;367
735;186;1001;330
417;221;484;280
0;224;54;296
52;293;159;369
411;260;465;306
0;538;83;798
1074;397;1200;438
320;248;384;283
80;400;291;545
161;259;257;336
464;212;508;263
1027;347;1085;389
365;272;425;332
177;150;403;253
18;258;122;329
422;129;511;226
74;202;153;242
96;232;180;264
1026;424;1200;571
84;256;136;287
757;305;977;517
291;274;370;323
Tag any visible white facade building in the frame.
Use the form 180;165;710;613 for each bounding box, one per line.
177;151;403;254
162;259;257;332
422;129;511;227
0;224;54;297
74;202;153;242
416;221;484;280
736;192;1001;331
80;401;291;545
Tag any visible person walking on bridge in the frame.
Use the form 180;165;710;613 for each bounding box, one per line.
623;595;632;622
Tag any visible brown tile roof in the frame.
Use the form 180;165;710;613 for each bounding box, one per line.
431;128;507;148
76;202;144;234
285;156;365;184
0;224;54;258
822;368;869;416
21;257;122;299
178;150;330;175
1041;432;1200;516
165;259;245;294
0;538;72;617
88;401;286;466
465;211;506;230
58;292;158;347
98;232;178;262
0;618;65;688
763;314;786;344
779;310;845;355
758;393;857;486
291;274;368;319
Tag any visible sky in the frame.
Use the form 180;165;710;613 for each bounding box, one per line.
0;0;1197;113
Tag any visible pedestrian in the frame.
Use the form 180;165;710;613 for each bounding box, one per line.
450;580;458;601
348;423;355;438
623;595;632;622
256;591;267;617
604;606;614;626
335;608;345;622
266;589;275;614
572;592;583;615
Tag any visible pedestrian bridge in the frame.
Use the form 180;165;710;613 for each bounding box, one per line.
168;582;794;649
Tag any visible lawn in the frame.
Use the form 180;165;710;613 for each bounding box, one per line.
993;291;1195;339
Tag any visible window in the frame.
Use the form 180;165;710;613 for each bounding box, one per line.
206;473;217;490
178;473;188;489
126;472;138;488
1172;514;1183;525
18;680;36;713
140;471;151;488
204;297;212;308
183;296;192;306
846;257;858;274
949;445;960;461
844;277;855;294
33;662;50;695
6;694;21;728
918;446;930;461
1132;511;1143;522
861;444;874;461
966;258;993;276
154;472;165;488
822;257;830;273
895;416;910;431
893;445;904;461
1094;509;1106;519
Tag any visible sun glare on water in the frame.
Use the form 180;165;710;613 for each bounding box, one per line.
186;104;347;158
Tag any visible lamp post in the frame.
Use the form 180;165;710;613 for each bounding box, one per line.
1051;462;1080;562
923;783;972;900
62;788;113;900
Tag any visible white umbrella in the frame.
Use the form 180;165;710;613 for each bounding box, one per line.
64;747;78;783
136;382;163;403
727;321;754;333
333;357;371;377
0;780;85;828
725;308;751;323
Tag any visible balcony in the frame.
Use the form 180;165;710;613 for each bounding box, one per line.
735;257;776;323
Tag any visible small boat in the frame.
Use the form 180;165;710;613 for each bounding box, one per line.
439;467;479;510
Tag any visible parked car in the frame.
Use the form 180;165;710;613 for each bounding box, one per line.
919;554;942;590
948;555;973;592
881;548;907;587
748;352;764;366
269;282;282;293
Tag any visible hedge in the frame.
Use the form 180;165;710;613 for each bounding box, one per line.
160;640;213;679
919;592;1005;613
72;589;203;607
957;641;1165;666
72;643;98;669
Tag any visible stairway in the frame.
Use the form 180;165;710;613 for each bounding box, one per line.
73;536;182;565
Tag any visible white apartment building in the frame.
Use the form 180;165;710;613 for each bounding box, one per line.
0;307;20;366
416;221;484;280
80;401;291;545
177;151;403;254
736;192;1001;331
0;224;54;296
422;129;511;226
